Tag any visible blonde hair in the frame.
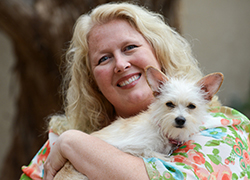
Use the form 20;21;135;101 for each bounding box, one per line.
49;2;207;135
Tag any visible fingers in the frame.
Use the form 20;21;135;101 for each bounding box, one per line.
43;160;57;180
43;133;68;180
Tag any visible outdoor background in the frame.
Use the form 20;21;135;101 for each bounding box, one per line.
0;0;249;177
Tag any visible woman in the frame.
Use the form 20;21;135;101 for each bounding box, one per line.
21;2;250;180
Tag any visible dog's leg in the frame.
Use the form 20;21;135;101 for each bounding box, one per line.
54;161;88;180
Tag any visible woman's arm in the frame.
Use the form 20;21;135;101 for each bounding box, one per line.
44;129;150;180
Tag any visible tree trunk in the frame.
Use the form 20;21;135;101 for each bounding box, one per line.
0;0;180;179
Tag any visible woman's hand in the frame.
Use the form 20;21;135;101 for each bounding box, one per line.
43;131;69;180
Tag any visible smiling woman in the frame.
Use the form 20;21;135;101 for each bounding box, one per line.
20;2;250;180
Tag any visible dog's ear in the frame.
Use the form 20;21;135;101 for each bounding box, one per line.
197;72;224;101
145;66;168;97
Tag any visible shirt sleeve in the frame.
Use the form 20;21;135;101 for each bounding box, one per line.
143;106;250;180
20;130;59;180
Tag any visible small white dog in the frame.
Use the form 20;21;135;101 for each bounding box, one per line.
54;66;223;180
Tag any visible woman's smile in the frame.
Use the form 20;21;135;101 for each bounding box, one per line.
117;73;141;88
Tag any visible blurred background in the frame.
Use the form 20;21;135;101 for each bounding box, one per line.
0;0;249;179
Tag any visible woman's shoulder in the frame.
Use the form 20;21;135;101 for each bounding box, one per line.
203;106;250;129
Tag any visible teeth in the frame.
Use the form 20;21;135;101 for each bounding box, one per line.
119;75;140;87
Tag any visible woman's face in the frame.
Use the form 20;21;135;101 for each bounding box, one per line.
89;19;161;118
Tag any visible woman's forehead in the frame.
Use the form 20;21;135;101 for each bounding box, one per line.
88;19;142;48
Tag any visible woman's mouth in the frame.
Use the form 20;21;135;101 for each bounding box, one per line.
117;74;141;87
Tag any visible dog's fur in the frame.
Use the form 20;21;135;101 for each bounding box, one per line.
54;66;223;180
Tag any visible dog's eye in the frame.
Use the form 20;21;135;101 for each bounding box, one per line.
166;102;175;108
187;103;196;109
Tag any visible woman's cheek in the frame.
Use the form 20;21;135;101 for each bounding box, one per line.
93;67;111;87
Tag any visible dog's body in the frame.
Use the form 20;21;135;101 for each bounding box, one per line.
54;66;223;180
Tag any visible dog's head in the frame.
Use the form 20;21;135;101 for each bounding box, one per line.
145;66;224;142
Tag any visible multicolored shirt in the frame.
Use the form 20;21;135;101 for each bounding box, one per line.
21;106;250;180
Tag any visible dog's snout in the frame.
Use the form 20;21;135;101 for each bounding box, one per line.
175;116;186;127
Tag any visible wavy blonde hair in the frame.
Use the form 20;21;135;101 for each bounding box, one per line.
49;2;212;135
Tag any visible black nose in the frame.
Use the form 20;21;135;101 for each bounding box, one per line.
175;116;186;127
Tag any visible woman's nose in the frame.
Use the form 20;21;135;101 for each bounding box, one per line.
114;55;131;73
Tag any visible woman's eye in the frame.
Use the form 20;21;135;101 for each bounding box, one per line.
124;45;137;51
98;56;109;65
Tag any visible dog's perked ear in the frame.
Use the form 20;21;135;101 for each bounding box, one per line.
145;66;168;97
197;72;224;101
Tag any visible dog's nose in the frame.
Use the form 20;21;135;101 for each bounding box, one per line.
175;116;186;127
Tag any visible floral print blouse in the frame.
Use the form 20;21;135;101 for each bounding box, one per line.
21;106;250;180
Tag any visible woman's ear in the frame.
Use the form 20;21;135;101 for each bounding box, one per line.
145;66;168;97
197;72;224;101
